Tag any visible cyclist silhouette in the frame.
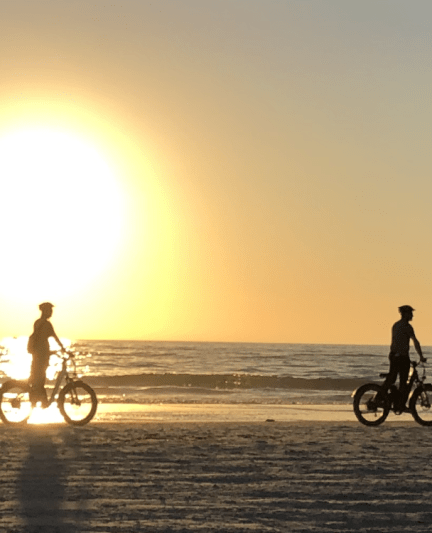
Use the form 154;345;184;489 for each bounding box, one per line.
27;302;65;406
383;305;426;412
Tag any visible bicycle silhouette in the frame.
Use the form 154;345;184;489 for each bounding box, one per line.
0;350;97;425
353;359;432;426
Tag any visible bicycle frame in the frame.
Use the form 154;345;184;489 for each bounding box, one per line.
45;353;76;406
407;363;427;399
381;361;424;407
385;361;426;399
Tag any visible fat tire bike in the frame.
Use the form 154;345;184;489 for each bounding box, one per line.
352;359;432;427
0;351;97;426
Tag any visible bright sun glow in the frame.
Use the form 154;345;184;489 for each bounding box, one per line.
0;336;72;380
27;405;65;425
0;127;125;302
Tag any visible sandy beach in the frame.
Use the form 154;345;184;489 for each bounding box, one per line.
0;405;432;532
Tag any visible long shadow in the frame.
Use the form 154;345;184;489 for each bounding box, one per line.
17;426;79;533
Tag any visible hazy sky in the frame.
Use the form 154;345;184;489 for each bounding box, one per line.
1;1;432;344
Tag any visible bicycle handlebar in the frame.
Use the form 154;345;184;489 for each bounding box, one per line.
50;349;75;359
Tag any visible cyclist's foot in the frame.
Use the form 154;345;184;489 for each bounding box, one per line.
31;398;49;408
394;405;411;414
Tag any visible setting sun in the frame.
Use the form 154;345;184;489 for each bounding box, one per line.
0;0;432;345
0;127;125;304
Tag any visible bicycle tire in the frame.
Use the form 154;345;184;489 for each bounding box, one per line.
410;383;432;426
58;381;97;426
0;380;32;425
353;383;390;426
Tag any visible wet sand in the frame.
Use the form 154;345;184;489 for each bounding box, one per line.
1;405;432;532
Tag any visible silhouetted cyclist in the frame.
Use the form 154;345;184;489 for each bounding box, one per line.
383;305;426;412
27;302;65;406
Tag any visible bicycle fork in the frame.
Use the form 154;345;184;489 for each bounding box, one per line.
68;383;82;406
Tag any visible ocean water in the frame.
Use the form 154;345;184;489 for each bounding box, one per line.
1;340;430;405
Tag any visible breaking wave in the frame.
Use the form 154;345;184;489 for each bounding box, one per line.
85;373;367;392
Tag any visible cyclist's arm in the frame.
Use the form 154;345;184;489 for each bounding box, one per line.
412;334;426;362
51;329;65;352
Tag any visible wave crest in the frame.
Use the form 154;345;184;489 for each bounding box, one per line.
85;373;367;391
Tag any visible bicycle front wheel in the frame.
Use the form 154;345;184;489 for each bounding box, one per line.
0;380;32;425
410;384;432;426
353;383;390;426
58;381;97;426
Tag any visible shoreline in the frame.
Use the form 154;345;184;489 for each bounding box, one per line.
93;402;416;424
10;401;418;426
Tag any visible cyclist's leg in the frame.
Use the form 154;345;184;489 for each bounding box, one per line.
398;356;411;409
383;354;398;391
29;353;49;406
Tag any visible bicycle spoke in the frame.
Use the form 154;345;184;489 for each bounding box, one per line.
411;384;432;426
0;383;32;424
353;384;389;426
58;381;97;426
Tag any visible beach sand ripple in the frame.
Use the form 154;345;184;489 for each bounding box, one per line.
0;422;432;532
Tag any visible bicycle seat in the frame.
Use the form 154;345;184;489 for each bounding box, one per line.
379;373;389;378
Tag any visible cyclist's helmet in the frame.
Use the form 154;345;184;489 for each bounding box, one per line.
39;302;54;311
399;305;415;314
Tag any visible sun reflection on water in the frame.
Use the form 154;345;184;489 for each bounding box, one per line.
0;337;32;380
0;336;72;380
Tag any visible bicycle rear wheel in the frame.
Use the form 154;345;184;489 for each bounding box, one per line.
353;383;390;426
410;384;432;426
0;380;32;425
58;381;97;426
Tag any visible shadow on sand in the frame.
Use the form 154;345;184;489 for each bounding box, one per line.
17;426;87;533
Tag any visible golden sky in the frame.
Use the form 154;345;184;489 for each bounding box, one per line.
1;1;432;344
